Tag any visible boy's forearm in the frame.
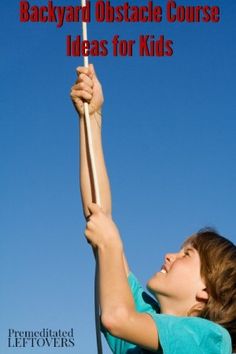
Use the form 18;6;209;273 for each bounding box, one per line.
98;245;134;318
79;113;112;218
79;112;130;276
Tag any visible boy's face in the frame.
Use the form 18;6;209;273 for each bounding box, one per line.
147;243;208;315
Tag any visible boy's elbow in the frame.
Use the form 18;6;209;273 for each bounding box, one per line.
101;307;130;337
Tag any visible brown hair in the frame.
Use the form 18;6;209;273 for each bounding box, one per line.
183;228;236;352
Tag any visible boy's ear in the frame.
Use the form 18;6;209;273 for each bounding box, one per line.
196;288;209;302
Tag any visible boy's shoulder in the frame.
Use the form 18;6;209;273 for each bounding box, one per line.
182;316;230;339
185;317;232;353
152;314;232;354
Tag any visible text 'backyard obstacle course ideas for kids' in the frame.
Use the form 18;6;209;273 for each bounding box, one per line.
19;0;221;57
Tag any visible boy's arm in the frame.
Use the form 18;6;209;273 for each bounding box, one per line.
79;113;111;218
71;65;130;276
72;68;159;351
99;246;159;351
71;64;111;218
85;204;159;352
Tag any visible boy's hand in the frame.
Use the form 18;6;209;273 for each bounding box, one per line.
70;64;104;117
85;203;123;251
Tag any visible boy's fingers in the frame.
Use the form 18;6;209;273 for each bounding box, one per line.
76;65;93;79
78;73;94;87
72;83;93;95
71;89;92;101
86;219;95;230
89;63;96;77
76;66;89;75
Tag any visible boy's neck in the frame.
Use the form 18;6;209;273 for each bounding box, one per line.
158;296;193;317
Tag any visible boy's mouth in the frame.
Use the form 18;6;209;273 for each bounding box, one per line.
160;264;168;274
160;269;167;274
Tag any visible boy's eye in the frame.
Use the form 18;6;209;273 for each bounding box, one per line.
184;251;190;257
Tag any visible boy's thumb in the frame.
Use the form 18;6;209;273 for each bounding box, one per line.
90;63;96;77
87;202;100;214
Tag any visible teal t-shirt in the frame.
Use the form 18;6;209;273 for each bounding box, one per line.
102;272;232;354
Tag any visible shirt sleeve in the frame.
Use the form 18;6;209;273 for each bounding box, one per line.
127;272;160;314
148;313;232;354
101;272;160;354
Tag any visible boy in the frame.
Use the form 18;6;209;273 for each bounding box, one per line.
70;65;235;353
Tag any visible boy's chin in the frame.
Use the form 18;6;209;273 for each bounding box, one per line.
146;279;157;295
147;272;160;288
146;273;165;298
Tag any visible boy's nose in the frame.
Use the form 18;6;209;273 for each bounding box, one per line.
165;253;177;264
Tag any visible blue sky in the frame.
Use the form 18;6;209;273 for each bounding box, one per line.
1;1;235;353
